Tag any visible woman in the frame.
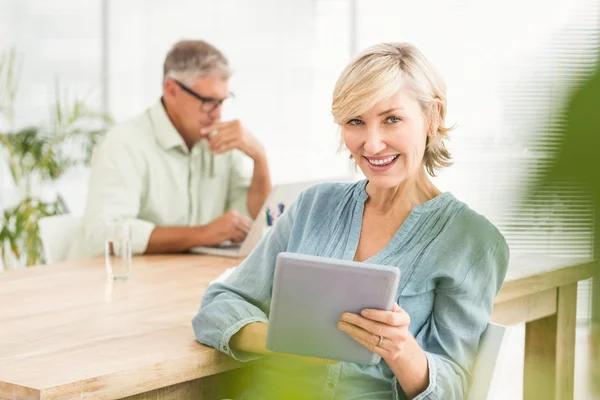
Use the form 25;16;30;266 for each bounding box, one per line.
193;43;509;400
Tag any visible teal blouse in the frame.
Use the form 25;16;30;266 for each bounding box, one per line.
193;180;509;399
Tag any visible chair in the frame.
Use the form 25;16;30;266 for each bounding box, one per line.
38;215;81;264
466;322;509;400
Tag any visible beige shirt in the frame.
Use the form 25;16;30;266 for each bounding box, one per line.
68;100;251;259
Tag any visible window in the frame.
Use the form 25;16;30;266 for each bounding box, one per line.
353;0;599;321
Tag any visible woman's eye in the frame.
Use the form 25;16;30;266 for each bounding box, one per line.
347;119;363;126
385;116;401;124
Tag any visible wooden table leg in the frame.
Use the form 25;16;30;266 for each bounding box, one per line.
523;283;577;400
591;321;600;397
119;367;248;400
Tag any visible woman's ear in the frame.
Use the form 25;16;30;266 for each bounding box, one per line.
427;102;442;137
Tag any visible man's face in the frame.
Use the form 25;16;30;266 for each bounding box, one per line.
163;75;230;143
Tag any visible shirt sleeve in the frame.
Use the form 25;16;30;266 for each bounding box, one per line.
79;137;155;257
394;238;510;400
225;149;252;218
192;192;302;362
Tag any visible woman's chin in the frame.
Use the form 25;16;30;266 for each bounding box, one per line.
364;174;407;189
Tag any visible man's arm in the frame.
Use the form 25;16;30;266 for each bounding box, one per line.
80;137;155;257
245;151;271;219
145;210;252;253
145;227;208;253
81;138;253;257
201;121;271;219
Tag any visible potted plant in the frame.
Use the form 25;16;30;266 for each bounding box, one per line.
0;48;112;268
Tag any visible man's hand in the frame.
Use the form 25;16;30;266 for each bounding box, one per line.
201;120;264;160
203;210;253;245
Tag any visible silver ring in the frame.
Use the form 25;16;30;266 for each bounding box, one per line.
209;129;218;138
377;335;383;347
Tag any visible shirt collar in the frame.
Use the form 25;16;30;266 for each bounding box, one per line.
149;98;188;151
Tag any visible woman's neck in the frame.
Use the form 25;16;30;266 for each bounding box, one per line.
365;169;441;214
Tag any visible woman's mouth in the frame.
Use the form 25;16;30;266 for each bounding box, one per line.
363;154;400;171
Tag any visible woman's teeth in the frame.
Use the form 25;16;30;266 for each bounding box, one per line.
367;154;399;166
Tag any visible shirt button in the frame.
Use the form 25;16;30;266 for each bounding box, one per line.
327;383;335;390
223;345;228;352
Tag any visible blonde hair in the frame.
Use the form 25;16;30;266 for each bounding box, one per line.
332;42;453;176
163;40;231;85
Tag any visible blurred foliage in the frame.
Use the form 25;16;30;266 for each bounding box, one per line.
0;47;112;268
0;48;22;128
0;197;67;267
530;60;600;395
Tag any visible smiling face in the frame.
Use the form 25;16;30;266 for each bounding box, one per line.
342;89;430;189
332;43;453;180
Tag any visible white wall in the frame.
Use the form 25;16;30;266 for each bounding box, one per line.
0;0;102;211
0;0;353;215
354;0;598;234
3;0;596;254
0;0;102;128
354;0;599;322
107;0;350;185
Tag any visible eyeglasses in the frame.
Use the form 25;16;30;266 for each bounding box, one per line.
173;80;234;113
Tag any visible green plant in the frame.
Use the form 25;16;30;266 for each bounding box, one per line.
0;48;112;267
0;197;67;267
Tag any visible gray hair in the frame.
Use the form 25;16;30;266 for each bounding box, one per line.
163;40;231;85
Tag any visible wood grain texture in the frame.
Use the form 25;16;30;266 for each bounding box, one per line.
0;255;242;400
524;311;558;400
495;255;594;303
491;288;557;325
523;283;578;400
0;381;40;400
0;254;593;399
118;368;247;400
555;283;578;400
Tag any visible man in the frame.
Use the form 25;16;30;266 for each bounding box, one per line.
68;40;271;258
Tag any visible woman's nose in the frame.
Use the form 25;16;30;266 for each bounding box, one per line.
363;128;386;155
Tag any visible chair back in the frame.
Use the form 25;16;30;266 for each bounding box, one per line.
466;322;509;400
38;215;81;263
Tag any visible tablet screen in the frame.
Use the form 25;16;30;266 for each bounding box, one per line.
266;252;400;365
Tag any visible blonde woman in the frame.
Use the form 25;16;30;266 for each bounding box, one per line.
193;43;509;400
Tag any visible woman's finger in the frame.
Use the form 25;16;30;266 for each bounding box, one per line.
360;306;410;327
337;321;383;348
340;312;397;338
346;331;391;359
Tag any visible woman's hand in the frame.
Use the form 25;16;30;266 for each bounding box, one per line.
337;303;411;361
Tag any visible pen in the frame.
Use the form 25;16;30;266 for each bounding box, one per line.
278;203;285;216
266;208;273;226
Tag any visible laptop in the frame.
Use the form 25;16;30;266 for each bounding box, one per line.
190;180;323;258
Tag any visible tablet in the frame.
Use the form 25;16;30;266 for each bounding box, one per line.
266;252;400;365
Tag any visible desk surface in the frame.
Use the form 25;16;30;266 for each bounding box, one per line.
0;254;595;399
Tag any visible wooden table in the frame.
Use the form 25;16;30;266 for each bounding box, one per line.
0;254;594;400
490;255;595;400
